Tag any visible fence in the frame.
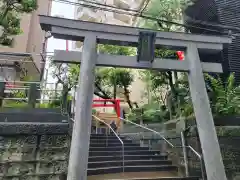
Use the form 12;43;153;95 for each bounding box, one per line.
121;119;240;180
0;80;72;110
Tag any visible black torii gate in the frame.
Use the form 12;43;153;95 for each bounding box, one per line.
39;15;231;180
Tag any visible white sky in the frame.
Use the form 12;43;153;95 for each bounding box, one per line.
45;1;75;83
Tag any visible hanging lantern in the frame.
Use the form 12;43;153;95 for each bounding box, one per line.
177;51;184;61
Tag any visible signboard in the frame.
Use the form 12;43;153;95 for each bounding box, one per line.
137;31;156;62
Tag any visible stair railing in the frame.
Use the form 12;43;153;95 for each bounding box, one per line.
92;115;125;173
119;117;205;180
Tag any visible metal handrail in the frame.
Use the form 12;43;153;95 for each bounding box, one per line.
119;117;174;147
92;115;125;172
119;117;205;179
188;145;205;179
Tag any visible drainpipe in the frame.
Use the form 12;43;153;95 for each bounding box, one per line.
40;32;52;81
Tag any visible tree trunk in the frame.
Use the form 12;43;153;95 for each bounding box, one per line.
167;72;176;95
167;93;173;120
167;71;179;116
0;7;9;23
113;84;117;100
174;72;178;83
123;86;133;109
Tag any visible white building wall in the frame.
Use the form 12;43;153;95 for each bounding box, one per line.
73;0;147;112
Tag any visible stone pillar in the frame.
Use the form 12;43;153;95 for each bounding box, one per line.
186;43;227;180
67;35;97;180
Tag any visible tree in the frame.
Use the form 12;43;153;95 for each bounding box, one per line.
96;67;134;108
139;0;191;31
97;44;136;108
51;44;135;109
0;0;37;46
136;0;191;119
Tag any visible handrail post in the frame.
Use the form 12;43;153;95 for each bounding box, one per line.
122;143;125;173
181;131;189;177
200;156;206;180
93;115;124;173
120;117;205;179
106;129;108;147
0;82;5;107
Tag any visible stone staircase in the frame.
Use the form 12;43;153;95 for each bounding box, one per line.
87;134;199;180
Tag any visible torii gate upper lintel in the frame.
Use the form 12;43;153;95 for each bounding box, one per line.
39;15;231;180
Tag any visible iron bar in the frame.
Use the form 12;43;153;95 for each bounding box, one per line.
120;118;205;179
181;131;189;177
93;115;124;173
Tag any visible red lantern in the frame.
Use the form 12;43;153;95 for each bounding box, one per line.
177;51;184;61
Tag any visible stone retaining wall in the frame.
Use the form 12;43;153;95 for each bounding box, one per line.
0;123;71;180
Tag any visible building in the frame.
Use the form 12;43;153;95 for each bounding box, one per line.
0;0;52;82
74;0;146;50
73;0;147;112
184;0;240;85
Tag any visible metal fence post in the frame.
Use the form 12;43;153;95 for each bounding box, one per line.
61;84;68;112
181;131;189;177
28;83;37;108
0;82;5;107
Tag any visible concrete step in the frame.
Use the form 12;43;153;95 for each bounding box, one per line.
90;134;124;139
87;172;199;180
88;154;168;162
90;139;134;144
89;150;162;157
87;165;178;176
90;143;140;147
88;159;172;169
89;146;149;151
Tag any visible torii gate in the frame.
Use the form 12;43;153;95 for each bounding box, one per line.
39;15;231;180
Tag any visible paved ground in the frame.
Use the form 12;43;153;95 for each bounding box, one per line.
87;171;179;180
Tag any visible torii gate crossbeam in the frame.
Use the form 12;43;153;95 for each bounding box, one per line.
39;15;231;180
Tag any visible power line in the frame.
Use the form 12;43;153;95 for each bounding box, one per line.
52;0;231;35
55;0;141;13
140;0;151;15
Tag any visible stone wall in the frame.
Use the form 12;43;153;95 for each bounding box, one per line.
0;123;71;180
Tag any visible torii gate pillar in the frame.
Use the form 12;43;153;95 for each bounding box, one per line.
67;36;97;180
39;15;230;180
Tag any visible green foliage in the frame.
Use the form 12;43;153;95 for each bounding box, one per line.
3;101;27;108
51;44;135;108
127;103;170;123
134;0;191;121
98;44;136;56
97;68;134;90
0;0;38;46
139;0;191;31
178;73;240;117
92;109;97;115
205;73;240;116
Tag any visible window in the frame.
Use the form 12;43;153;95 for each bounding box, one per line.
113;13;131;24
77;6;83;14
113;0;130;9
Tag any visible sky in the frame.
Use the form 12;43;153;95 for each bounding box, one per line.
45;1;75;84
